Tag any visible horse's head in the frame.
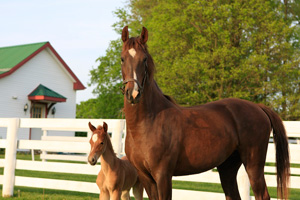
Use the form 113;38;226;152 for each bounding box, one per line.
121;26;152;104
88;122;108;165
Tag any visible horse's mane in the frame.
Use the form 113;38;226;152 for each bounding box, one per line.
106;132;115;154
153;81;178;105
96;126;116;156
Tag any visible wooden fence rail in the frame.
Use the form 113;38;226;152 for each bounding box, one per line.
0;118;300;199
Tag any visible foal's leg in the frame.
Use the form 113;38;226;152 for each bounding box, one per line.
99;190;110;200
111;189;122;200
121;190;131;200
217;151;242;200
132;177;144;200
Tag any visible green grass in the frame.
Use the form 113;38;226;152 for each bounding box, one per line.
0;168;97;183
0;186;99;200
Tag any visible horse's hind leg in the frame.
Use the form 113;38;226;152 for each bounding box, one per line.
240;149;270;200
217;151;242;200
238;135;270;199
246;167;269;200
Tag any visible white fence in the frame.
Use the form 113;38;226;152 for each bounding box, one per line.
0;118;300;199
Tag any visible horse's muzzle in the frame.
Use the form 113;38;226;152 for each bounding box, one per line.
125;88;141;104
88;155;98;165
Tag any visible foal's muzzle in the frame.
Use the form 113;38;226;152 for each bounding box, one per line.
88;154;98;165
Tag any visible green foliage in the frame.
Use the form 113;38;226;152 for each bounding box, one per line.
77;39;124;119
76;8;144;119
129;0;300;120
78;0;300;120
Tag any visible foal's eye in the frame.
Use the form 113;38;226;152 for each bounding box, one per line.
100;142;104;145
121;58;124;64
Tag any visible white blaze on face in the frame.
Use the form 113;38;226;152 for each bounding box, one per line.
128;48;139;99
92;134;98;143
128;48;136;58
132;71;139;99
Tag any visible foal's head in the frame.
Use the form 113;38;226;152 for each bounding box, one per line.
88;122;108;165
121;26;155;104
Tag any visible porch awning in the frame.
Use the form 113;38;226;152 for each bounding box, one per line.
28;84;67;102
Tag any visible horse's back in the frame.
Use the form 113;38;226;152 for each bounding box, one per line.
196;98;272;144
209;98;272;136
189;98;272;132
174;98;272;175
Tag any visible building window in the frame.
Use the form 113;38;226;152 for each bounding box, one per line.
32;107;42;118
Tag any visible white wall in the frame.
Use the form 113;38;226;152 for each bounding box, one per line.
0;47;78;139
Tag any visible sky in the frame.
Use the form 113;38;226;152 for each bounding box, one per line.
0;0;126;104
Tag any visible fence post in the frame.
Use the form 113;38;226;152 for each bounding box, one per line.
237;164;251;200
2;118;19;197
41;130;48;162
111;120;125;158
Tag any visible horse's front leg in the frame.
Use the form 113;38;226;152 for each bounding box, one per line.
137;171;158;199
153;172;172;200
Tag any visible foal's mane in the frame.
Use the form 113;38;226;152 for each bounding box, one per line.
123;37;177;105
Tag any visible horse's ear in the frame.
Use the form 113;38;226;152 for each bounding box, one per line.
88;122;96;132
103;122;108;132
140;27;148;44
122;26;129;42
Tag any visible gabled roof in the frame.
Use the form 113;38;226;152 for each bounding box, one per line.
28;84;67;102
0;42;85;90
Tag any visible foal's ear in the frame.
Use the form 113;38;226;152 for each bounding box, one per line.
122;26;129;42
140;27;148;44
88;122;96;132
103;122;108;132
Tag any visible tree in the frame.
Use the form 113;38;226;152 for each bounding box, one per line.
128;0;300;120
77;8;145;119
80;0;300;120
77;38;124;119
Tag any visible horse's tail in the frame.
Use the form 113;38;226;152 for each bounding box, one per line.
258;104;290;199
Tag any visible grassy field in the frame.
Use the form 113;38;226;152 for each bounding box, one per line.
1;152;300;199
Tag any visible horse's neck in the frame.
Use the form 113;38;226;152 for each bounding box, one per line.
100;138;118;173
124;80;174;125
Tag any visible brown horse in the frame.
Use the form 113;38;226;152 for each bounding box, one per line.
88;122;143;200
120;26;290;200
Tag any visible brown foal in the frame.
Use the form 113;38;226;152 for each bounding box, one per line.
88;122;143;200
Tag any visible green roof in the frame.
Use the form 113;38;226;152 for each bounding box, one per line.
0;42;48;75
29;84;66;99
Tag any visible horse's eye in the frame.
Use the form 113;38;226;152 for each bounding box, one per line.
143;57;147;63
121;58;124;63
100;142;104;145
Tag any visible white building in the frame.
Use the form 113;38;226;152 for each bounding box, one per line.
0;42;85;139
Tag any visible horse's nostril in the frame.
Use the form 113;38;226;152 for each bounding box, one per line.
88;156;96;165
126;89;132;100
